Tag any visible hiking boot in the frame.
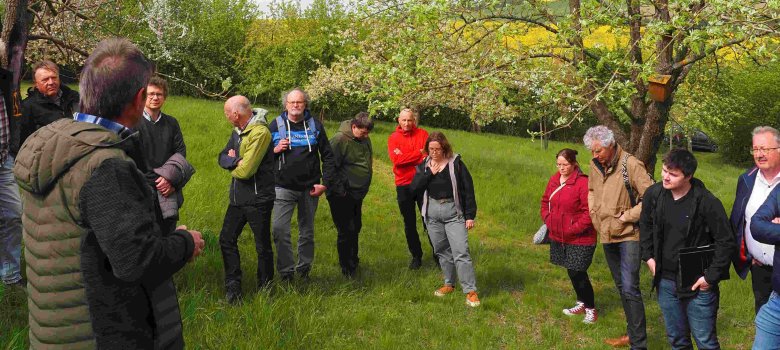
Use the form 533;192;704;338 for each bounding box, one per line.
225;283;242;305
563;301;586;316
434;284;455;297
408;257;422;270
583;308;598;324
465;291;481;307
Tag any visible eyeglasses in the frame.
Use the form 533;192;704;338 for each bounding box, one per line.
750;147;780;155
286;101;305;105
147;92;165;98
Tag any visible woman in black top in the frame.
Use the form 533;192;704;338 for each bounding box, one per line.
411;131;479;307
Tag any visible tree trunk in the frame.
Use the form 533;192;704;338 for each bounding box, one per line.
633;101;670;177
2;0;33;95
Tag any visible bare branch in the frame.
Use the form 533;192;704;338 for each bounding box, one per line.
28;34;88;56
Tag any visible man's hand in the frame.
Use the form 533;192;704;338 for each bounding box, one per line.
274;139;290;153
772;217;780;224
618;212;627;223
393;148;402;155
691;276;711;291
227;149;236;158
177;225;205;262
465;220;475;230
310;184;326;197
753;258;764;266
646;258;656;277
155;176;175;197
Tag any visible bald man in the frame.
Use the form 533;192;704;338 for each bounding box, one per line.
217;95;276;304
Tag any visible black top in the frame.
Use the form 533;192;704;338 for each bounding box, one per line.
660;190;695;280
427;164;454;200
136;113;186;186
137;113;186;166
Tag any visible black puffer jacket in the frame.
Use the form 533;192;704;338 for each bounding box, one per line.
20;84;79;143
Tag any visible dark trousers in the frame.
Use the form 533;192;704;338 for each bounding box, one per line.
752;263;774;314
568;269;595;308
219;201;274;288
328;194;364;275
396;185;431;259
603;241;647;349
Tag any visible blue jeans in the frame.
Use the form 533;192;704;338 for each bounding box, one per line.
657;279;720;350
603;240;647;349
755;291;780;350
0;154;22;284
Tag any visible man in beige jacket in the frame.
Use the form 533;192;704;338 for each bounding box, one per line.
584;125;654;349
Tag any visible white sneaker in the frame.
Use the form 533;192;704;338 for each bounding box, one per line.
583;308;598;324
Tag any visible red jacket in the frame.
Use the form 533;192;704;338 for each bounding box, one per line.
387;125;429;186
540;169;596;245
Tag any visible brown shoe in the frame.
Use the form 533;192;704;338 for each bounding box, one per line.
604;335;630;347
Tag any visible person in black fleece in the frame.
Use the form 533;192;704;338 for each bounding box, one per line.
268;88;339;280
20;60;79;143
640;149;734;350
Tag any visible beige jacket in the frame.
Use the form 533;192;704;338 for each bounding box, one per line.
587;145;654;243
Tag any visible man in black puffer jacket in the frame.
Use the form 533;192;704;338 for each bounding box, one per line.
20;60;79;144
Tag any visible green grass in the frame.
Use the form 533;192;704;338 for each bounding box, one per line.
0;95;756;349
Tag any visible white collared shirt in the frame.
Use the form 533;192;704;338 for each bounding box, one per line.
143;110;163;124
745;170;780;266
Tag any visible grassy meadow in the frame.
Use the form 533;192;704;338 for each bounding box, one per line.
0;95;758;349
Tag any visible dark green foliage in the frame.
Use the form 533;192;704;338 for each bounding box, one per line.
680;61;780;166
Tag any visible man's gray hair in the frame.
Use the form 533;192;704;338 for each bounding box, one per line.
281;88;310;109
752;126;780;145
79;38;153;120
583;125;616;150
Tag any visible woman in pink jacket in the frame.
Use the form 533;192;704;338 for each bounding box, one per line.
540;148;598;324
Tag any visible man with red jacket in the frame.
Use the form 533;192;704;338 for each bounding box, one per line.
388;108;430;269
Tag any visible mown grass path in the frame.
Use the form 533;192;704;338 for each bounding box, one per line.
1;95;756;349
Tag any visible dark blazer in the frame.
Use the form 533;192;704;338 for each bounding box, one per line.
730;166;760;279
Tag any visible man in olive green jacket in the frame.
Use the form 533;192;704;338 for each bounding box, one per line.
14;38;204;350
327;112;373;277
584;125;654;349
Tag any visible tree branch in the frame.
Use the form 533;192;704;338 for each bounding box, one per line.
28;34;89;56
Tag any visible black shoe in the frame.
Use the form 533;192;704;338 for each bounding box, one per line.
409;257;422;270
5;277;26;291
297;270;310;281
225;282;242;305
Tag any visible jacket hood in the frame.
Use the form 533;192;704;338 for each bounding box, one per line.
237;108;268;134
14;118;128;195
338;120;355;139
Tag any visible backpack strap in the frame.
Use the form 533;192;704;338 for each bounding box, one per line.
621;153;637;207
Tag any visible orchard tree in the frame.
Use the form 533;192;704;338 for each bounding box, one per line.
309;0;780;172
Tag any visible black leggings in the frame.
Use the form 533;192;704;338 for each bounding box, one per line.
567;269;595;308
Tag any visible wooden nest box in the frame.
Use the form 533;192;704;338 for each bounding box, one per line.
648;75;672;102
